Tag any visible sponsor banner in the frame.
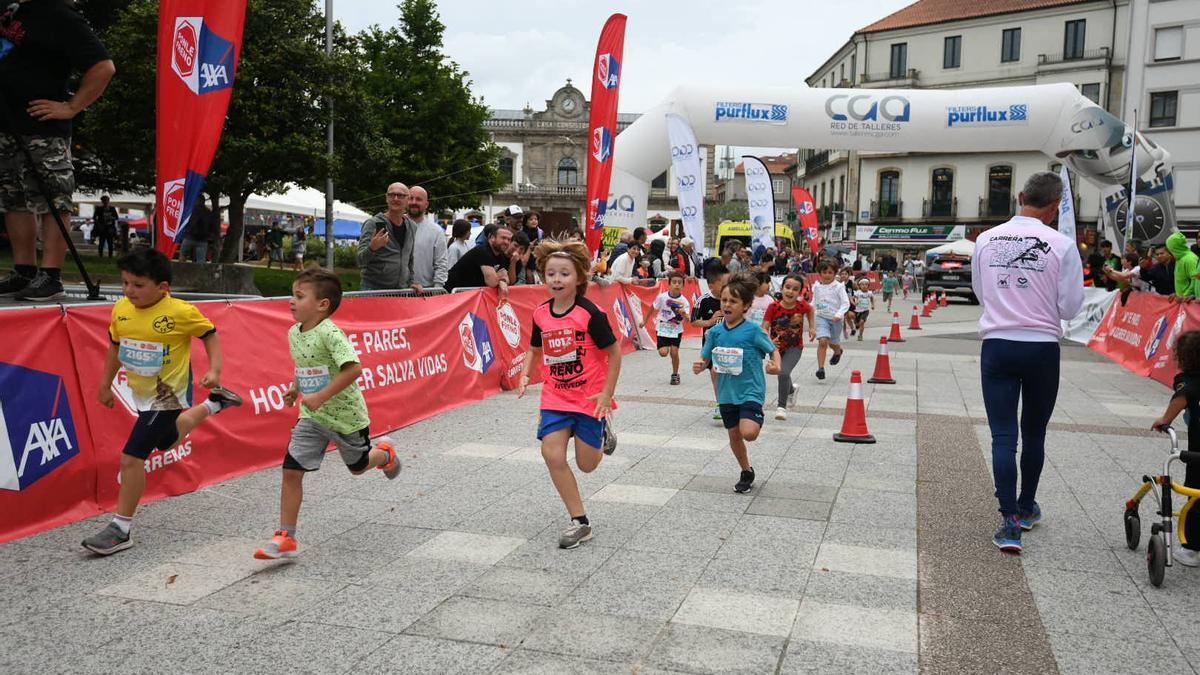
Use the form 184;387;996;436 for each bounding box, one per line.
489;286;545;390
825;93;910;139
1061;287;1116;344
856;225;965;242
945;103;1028;128
156;1;247;256
584;14;627;256
742;156;775;254
715;101;788;124
1088;292;1183;379
793;187;820;255
622;279;705;342
666;113;707;257
1058;164;1076;241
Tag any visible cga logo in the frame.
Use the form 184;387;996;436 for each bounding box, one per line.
0;362;80;491
170;16;237;95
597;53;620;90
946;104;1028;128
496;303;522;349
161;178;187;240
1071;115;1104;133
715;102;788;124
592;126;613;163
459;313;495;373
826;95;910;122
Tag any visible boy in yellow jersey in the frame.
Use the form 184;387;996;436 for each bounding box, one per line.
83;249;243;555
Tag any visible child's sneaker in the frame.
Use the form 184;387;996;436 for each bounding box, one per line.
734;468;755;493
208;386;244;411
857;333;864;341
558;522;593;549
774;407;787;421
670;374;680;385
830;351;843;366
815;368;826;380
375;437;402;479
992;515;1023;552
1174;546;1200;567
712;407;722;420
601;421;618;456
81;521;133;556
1018;503;1042;531
253;530;298;559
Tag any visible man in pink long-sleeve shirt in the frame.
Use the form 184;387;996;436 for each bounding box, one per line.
971;171;1084;554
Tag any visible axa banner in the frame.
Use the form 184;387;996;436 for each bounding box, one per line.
0;308;100;543
742;155;775;253
666;113;706;257
584;13;627;256
155;1;247;257
792;186;820;255
1088;291;1185;380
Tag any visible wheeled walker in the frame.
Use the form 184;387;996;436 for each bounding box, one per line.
1123;426;1200;587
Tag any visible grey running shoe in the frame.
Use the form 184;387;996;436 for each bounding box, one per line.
558;522;593;549
670;373;680;385
601;420;617;456
0;271;32;297
208;386;244;411
14;272;65;302
82;521;133;556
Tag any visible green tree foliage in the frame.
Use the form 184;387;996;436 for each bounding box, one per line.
704;200;749;228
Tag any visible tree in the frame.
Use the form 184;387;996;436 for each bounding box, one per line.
339;0;501;215
704;200;748;228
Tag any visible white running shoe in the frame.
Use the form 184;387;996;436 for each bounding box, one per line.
1175;546;1200;567
774;407;787;421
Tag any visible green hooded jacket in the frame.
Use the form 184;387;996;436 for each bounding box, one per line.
1166;232;1198;297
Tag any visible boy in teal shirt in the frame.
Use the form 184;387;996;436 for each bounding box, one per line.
881;271;899;313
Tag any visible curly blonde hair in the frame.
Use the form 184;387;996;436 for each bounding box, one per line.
534;237;592;296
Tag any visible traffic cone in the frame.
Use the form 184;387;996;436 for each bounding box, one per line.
940;291;948;307
921;300;933;318
867;337;896;384
887;312;905;343
833;370;876;444
908;305;922;330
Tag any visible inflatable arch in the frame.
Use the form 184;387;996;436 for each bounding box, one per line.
607;83;1175;245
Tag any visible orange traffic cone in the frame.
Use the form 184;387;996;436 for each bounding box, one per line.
908;305;922;330
939;291;948;307
887;312;905;343
868;337;896;384
921;300;933;318
833;370;876;444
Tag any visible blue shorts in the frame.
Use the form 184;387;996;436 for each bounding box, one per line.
815;316;842;344
538;410;606;449
718;402;764;430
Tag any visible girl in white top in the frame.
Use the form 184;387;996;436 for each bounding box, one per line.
748;272;773;326
810;260;850;380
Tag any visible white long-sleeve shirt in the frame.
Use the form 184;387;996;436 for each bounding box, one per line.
971;215;1084;341
609;251;637;283
811;280;850;320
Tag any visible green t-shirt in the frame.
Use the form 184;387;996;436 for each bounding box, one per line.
288;318;369;434
881;276;898;293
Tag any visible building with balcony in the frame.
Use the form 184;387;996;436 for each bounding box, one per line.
794;0;1180;254
477;80;710;234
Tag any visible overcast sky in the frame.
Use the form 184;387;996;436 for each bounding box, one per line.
335;0;912;116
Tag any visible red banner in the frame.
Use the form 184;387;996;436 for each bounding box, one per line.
155;0;247;256
1089;292;1188;384
622;279;704;341
793;187;820;255
584;14;627;256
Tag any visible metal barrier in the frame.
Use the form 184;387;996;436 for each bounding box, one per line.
343;288;449;299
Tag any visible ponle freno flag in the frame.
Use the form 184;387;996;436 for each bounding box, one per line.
584;13;627;256
792;186;820;254
155;1;247;257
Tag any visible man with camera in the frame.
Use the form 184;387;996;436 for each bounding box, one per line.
0;0;115;301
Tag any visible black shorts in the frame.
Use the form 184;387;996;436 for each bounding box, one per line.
122;410;183;459
718;402;764;430
656;335;682;349
855;310;870;324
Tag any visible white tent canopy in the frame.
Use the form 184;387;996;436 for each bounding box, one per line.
74;183;370;223
925;239;976;258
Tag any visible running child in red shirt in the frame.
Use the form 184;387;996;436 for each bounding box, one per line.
519;238;622;549
763;274;815;421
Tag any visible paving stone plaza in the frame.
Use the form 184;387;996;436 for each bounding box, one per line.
0;303;1192;674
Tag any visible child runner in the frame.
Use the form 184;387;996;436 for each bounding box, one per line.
85;249;243;555
811;260;849;381
748;272;773;326
693;273;781;492
838;269;855;339
692;263;731;420
902;267;914;299
852;277;875;341
519;238;621;549
764;274;815;420
253;267;401;560
881;271;898;313
644;271;690;385
1151;331;1200;566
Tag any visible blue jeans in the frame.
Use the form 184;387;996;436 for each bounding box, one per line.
980;339;1060;517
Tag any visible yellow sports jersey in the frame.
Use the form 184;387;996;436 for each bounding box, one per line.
109;296;216;411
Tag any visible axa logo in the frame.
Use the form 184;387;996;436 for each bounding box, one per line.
798;202;814;215
459;313;495;373
597;53;620;90
1146;314;1170;360
826;95;910;122
715;102;788;124
612;298;634;338
588;198;607;229
171;17;236;95
592;126;613;163
0;362;80;491
946;104;1028;127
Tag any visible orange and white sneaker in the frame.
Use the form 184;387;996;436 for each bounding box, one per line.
376;437;401;480
253;530;298;559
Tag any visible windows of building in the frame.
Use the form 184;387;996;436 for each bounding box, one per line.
1064;19;1086;60
1149;91;1178;128
987;166;1013;217
1080;83;1101;104
498;157;514;185
890;43;907;79
557;157;578;185
839;175;845;206
651;171;668;189
839;63;845;84
773;178;785;193
944;35;962;69
1154;26;1183;62
1001;28;1021;63
878;170;900;217
850;54;857;85
931;168;954;217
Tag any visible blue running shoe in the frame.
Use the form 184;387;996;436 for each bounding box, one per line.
992;515;1023;553
1018;503;1042;531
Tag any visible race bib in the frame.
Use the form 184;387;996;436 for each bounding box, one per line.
295;365;330;394
712;346;744;375
118;338;164;376
542;328;578;365
657;319;684;338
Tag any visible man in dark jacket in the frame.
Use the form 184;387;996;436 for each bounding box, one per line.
1142;245;1174;295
